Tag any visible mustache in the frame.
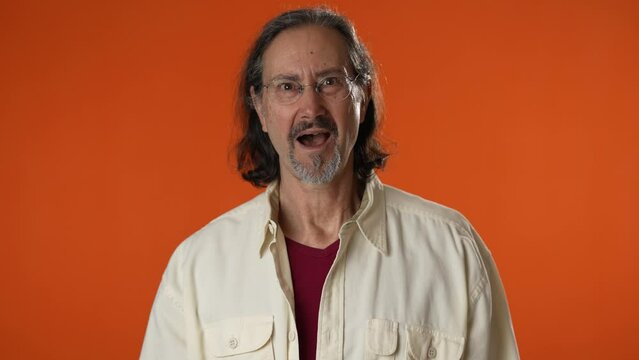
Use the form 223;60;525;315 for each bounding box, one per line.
288;116;338;142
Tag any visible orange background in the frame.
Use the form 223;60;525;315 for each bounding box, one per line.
1;0;638;358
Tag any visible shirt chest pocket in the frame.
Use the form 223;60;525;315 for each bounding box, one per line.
405;324;465;360
366;319;399;360
203;315;274;360
366;319;465;360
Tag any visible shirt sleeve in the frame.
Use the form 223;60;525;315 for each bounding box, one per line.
463;227;520;360
140;243;188;359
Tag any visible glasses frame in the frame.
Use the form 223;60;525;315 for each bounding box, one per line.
261;73;360;105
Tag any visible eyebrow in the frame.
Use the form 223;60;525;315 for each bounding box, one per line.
267;67;346;83
316;67;346;78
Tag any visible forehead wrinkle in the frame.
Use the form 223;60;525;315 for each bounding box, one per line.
261;25;349;82
266;67;347;83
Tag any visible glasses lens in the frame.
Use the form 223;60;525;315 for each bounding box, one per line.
318;76;351;102
271;80;301;104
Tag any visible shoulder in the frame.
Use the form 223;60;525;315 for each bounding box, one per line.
176;192;269;258
381;184;492;301
203;192;268;229
382;184;474;238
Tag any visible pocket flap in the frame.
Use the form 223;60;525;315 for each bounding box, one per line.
205;315;274;357
366;318;398;356
406;325;465;360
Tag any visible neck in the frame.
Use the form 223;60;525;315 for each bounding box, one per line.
278;163;363;249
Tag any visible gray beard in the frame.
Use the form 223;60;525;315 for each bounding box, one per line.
288;141;341;185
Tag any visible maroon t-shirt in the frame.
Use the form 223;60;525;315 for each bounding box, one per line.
285;238;340;360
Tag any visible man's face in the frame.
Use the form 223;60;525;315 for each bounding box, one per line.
252;25;368;185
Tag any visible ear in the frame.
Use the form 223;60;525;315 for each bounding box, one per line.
250;86;268;132
358;83;371;124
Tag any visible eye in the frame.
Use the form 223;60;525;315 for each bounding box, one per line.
320;76;340;87
275;81;298;92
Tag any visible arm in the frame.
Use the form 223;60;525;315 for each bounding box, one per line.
464;230;519;359
140;244;187;359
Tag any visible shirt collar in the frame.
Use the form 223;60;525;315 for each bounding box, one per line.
258;174;387;257
353;175;387;254
258;180;281;257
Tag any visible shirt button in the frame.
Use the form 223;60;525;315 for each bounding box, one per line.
427;346;437;358
228;337;238;349
288;331;297;341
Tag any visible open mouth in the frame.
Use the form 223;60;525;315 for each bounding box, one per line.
296;131;331;148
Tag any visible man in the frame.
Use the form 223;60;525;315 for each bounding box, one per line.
141;7;519;360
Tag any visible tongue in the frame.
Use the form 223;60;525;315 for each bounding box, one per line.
300;133;329;147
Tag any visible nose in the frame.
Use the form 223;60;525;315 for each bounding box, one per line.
296;85;327;119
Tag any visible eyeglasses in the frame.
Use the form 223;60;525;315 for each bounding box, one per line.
262;73;359;105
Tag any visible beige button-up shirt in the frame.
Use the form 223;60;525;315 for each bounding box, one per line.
141;176;519;359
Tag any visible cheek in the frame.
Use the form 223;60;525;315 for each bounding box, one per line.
261;104;278;132
264;107;295;146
